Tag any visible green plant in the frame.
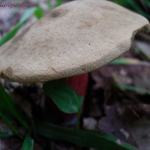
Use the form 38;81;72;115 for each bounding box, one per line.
0;81;137;150
110;0;150;20
22;133;34;150
0;0;149;150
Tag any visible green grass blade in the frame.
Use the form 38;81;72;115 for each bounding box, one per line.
110;0;132;8
126;0;150;19
135;45;150;61
0;83;30;130
110;58;150;66
22;133;34;150
144;0;150;8
0;7;40;46
115;83;150;95
111;0;150;20
87;130;136;150
47;0;51;11
43;81;83;114
0;111;23;139
36;122;137;150
18;7;37;24
0;23;23;46
0;132;14;139
55;0;64;7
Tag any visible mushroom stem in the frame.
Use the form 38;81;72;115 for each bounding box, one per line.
44;73;88;125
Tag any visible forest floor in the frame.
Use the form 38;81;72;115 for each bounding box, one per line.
0;0;150;150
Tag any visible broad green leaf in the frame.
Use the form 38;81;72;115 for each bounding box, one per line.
0;83;30;130
55;0;64;7
115;83;150;95
36;122;137;150
22;133;34;150
110;58;150;66
43;81;83;113
0;132;14;139
0;7;42;46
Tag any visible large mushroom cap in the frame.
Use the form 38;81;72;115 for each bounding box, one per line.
0;0;150;83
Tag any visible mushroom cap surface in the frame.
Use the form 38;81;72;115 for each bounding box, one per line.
0;0;150;83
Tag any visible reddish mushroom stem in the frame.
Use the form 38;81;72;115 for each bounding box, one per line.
44;73;88;125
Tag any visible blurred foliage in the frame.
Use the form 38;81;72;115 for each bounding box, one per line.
110;0;150;20
110;58;150;66
0;83;30;138
110;0;150;94
0;7;43;46
0;80;136;149
22;133;34;150
37;122;137;150
0;132;14;139
115;83;150;95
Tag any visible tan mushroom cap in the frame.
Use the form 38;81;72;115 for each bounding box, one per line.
0;0;150;83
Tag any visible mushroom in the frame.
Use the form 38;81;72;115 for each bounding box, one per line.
0;0;150;123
